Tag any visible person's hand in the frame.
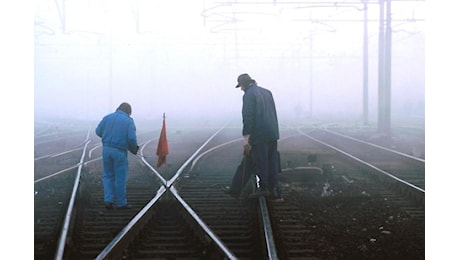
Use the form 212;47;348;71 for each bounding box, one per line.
243;144;251;156
131;145;139;155
243;135;251;155
243;135;250;146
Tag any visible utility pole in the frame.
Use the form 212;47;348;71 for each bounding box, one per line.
384;0;392;134
377;0;392;135
309;28;313;119
362;0;369;125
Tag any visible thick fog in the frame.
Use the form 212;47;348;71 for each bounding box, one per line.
34;0;425;126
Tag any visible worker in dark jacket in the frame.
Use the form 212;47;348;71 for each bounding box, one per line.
235;73;282;200
96;102;139;209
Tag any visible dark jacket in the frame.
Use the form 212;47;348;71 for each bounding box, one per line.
96;110;138;154
242;83;279;145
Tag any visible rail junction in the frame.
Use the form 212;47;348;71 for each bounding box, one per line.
35;121;424;259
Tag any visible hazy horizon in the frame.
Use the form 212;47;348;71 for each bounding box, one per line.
34;0;425;126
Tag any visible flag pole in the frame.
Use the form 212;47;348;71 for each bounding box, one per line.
156;113;169;168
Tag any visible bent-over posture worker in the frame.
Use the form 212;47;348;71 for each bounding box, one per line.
234;73;282;200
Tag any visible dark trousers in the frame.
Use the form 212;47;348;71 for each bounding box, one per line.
229;148;282;197
251;140;279;189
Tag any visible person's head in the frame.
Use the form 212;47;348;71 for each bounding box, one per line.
235;73;256;90
117;102;132;116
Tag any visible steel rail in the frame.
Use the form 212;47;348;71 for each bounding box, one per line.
49;147;84;158
34;154;53;161
35;130;93;183
324;128;425;163
34;165;79;183
166;123;229;188
138;138;168;184
258;196;278;259
54;128;92;260
298;128;425;193
34;146;83;161
170;186;238;260
96;123;240;259
95;186;168;260
88;143;102;159
190;133;304;171
188;134;308;259
278;134;325;173
93;138;168;259
190;138;242;171
83;156;102;166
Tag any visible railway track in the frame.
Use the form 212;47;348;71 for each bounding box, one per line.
35;169;79;258
271;129;424;258
303;128;424;207
35;126;92;259
34;122;424;259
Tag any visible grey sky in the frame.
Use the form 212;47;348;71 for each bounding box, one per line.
34;0;425;124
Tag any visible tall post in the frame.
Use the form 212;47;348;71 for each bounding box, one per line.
384;0;392;134
362;0;369;125
309;29;313;119
377;0;386;132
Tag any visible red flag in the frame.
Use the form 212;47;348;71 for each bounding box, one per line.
156;113;169;168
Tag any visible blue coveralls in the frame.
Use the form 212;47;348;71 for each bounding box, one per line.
95;110;138;208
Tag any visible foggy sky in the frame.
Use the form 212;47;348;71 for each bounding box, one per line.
34;0;425;125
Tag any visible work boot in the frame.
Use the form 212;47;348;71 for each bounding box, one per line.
116;204;132;210
269;187;284;201
105;202;114;210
